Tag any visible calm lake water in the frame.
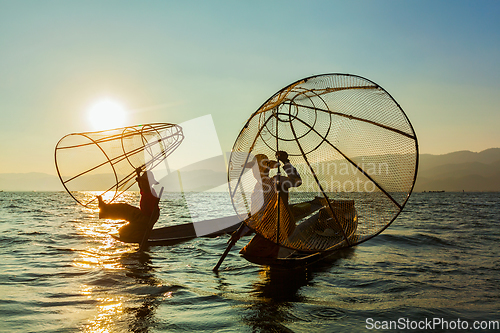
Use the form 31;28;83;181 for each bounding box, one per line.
0;191;499;332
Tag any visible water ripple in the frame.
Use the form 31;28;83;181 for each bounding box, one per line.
0;191;498;332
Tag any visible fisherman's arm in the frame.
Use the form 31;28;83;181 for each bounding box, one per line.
276;151;302;187
135;168;147;192
282;162;302;187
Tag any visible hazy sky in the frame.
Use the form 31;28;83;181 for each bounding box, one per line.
1;0;499;174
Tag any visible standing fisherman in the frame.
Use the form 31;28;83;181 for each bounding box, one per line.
98;168;161;243
213;151;302;271
239;151;302;258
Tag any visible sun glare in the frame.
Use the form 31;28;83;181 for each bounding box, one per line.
88;99;127;131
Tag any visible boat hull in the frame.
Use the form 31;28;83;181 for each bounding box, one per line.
112;215;242;246
241;199;358;268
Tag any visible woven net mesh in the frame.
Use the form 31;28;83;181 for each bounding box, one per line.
229;74;418;252
55;123;183;207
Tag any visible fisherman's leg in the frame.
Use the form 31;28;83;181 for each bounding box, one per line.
116;208;159;243
118;222;147;243
98;198;142;221
118;211;159;243
138;210;160;245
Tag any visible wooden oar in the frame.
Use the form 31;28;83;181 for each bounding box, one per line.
139;186;164;251
212;198;321;271
212;223;246;272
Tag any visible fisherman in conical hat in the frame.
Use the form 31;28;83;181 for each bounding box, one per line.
97;167;161;243
245;151;302;212
239;150;302;258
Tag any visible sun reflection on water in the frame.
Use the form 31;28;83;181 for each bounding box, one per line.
70;191;145;332
71;191;140;270
80;285;94;297
83;298;125;333
65;191;178;332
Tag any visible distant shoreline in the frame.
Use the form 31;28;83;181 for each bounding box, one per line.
1;190;499;194
1;148;500;192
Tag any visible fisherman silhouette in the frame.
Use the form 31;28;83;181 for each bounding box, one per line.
98;168;161;243
239;151;302;258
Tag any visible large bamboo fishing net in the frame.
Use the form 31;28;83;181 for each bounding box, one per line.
229;74;418;253
55;123;183;207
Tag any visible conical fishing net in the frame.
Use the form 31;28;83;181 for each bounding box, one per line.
229;74;418;253
55;123;183;207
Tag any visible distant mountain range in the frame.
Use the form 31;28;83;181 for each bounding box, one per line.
0;172;64;192
0;169;229;192
1;148;499;192
414;148;500;192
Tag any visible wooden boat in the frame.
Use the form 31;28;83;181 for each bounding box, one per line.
240;198;358;269
112;198;326;247
110;215;240;246
147;215;241;246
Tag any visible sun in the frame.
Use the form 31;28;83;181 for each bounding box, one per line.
87;99;127;131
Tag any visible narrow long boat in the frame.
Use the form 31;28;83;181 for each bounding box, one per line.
111;198;325;246
240;198;358;269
